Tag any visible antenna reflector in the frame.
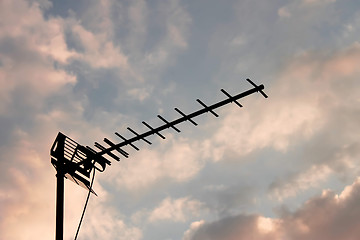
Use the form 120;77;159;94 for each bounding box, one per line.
157;115;181;133
196;99;219;117
221;89;243;108
50;132;110;193
174;108;198;126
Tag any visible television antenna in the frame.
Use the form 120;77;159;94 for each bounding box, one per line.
50;79;268;240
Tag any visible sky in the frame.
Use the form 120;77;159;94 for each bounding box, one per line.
0;0;360;239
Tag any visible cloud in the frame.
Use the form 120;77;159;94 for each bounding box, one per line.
205;41;360;163
59;0;191;104
0;0;193;236
183;220;205;240
269;165;333;201
0;1;118;239
0;113;138;240
189;41;360;207
148;197;204;223
278;0;336;22
142;0;191;69
0;0;77;113
1;1;360;240
127;87;153;101
279;177;360;240
70;23;131;70
184;214;281;240
303;0;336;5
0;0;75;64
184;177;360;240
125;0;148;54
264;43;360;198
196;182;256;219
101;136;205;191
0;128;90;240
204;78;326;160
278;7;291;18
80;190;143;240
0;138;55;240
0;2;83;237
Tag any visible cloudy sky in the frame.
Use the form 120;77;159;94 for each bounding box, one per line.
1;0;360;239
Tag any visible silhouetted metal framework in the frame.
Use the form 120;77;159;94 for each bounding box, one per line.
50;78;267;240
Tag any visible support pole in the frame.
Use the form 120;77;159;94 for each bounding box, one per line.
52;132;66;240
56;170;64;240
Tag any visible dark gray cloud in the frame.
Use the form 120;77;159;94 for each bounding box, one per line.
186;178;360;240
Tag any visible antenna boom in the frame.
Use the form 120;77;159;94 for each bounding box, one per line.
97;83;265;156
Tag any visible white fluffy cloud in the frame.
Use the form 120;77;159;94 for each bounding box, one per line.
0;0;77;113
183;220;205;240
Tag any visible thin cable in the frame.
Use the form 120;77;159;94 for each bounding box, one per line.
74;169;96;240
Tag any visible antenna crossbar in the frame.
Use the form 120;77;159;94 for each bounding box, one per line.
97;82;266;157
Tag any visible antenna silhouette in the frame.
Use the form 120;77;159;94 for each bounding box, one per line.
50;78;268;240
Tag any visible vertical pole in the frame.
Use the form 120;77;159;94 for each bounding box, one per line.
56;170;64;240
52;133;66;240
